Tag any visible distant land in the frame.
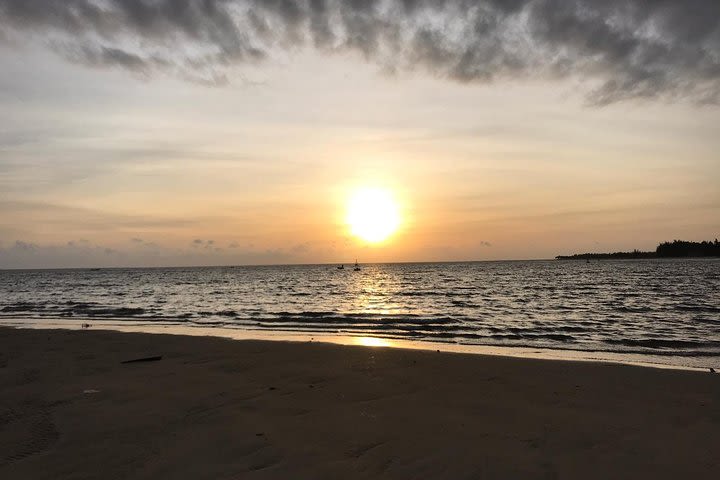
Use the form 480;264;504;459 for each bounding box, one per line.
556;240;720;260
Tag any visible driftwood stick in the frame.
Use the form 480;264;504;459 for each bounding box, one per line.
121;355;163;364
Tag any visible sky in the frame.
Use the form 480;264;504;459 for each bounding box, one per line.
0;0;719;268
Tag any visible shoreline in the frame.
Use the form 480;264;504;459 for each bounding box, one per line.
1;318;716;372
1;327;718;479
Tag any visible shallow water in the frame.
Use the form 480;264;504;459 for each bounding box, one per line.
1;260;719;367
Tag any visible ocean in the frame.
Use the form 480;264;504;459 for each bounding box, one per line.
1;259;719;369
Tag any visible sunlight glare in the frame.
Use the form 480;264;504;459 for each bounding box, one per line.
346;187;401;243
354;336;394;348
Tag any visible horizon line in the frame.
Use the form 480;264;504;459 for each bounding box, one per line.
4;257;707;272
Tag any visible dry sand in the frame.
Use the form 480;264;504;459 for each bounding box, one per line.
1;327;718;479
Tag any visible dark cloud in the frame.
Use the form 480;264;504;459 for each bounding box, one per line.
0;0;718;104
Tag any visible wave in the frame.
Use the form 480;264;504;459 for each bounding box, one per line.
614;306;654;313
604;338;720;349
674;304;720;313
1;302;45;312
2;255;719;365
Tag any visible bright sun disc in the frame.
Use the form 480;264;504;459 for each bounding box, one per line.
346;187;400;243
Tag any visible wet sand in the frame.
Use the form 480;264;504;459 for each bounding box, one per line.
1;327;718;479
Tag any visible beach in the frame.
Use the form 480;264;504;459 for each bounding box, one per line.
1;327;718;479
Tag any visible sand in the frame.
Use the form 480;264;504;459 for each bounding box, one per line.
1;327;718;479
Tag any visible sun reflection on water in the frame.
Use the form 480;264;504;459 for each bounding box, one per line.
354;336;394;348
349;265;408;316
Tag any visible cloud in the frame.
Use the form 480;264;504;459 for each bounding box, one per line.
55;44;153;76
190;239;218;249
12;240;38;252
131;238;161;249
0;238;303;269
0;0;717;105
0;200;206;232
0;239;126;269
291;242;311;254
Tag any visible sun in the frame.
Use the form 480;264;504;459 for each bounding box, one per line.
346;187;401;243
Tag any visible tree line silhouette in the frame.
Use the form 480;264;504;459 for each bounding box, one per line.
556;239;720;260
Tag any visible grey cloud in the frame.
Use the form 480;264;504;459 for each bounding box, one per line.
0;239;126;269
56;44;153;75
0;0;718;105
13;240;38;251
190;239;217;249
0;238;303;269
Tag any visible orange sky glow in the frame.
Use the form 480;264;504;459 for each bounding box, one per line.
0;1;718;268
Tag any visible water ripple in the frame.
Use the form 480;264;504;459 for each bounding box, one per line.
1;259;719;359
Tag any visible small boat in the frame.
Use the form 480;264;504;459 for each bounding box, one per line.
337;264;345;270
353;259;361;271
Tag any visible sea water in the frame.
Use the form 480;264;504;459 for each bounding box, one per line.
1;259;718;368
